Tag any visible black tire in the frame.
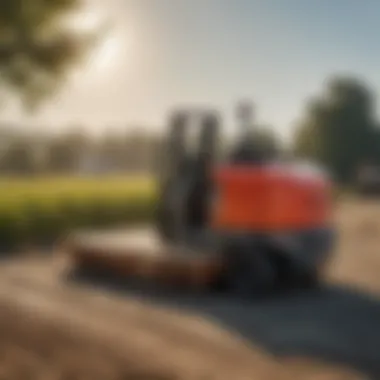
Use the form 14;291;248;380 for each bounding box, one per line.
300;266;321;288
222;242;277;298
285;260;320;290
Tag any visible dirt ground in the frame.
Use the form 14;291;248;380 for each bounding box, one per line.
325;198;380;294
0;197;378;380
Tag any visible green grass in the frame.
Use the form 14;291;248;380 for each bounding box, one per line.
0;176;157;250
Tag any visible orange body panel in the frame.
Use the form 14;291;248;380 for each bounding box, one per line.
211;164;332;232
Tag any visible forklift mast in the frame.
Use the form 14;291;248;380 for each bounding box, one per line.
155;110;220;244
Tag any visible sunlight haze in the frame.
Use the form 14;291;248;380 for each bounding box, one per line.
3;0;380;143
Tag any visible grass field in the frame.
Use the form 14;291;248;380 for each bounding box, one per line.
0;175;155;203
0;176;156;249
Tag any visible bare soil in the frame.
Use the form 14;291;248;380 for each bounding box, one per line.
0;198;377;380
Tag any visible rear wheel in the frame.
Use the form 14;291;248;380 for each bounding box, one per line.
283;259;321;289
222;242;277;297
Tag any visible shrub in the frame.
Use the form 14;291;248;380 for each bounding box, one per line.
0;176;156;250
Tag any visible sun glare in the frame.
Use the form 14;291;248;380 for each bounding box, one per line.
66;8;128;81
90;33;121;72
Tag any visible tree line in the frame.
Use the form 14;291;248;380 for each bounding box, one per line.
0;128;163;175
0;124;282;176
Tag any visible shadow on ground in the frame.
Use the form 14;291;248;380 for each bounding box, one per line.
69;270;380;378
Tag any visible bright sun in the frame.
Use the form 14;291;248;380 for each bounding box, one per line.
66;9;124;76
89;34;120;72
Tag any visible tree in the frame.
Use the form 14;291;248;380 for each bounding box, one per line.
292;75;380;183
0;0;95;110
97;130;127;172
0;135;37;174
45;130;90;173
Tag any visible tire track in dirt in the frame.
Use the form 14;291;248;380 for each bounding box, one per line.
0;262;287;379
0;256;373;380
0;262;253;357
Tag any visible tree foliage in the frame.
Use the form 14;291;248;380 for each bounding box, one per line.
46;129;90;173
0;0;94;110
0;136;36;174
292;76;380;183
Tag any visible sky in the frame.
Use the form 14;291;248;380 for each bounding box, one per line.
3;0;380;142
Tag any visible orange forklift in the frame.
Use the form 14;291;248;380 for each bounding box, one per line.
67;105;335;296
